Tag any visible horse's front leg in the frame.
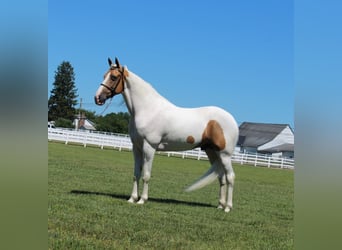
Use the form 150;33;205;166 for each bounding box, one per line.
128;144;142;203
137;141;156;204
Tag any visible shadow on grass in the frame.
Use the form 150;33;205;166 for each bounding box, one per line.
70;190;215;208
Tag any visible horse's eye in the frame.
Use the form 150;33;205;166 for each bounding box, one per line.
110;75;117;81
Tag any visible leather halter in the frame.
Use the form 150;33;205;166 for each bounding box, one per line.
100;66;125;98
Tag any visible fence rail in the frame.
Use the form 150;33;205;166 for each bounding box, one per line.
48;128;294;169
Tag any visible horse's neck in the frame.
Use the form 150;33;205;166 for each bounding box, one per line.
122;71;173;116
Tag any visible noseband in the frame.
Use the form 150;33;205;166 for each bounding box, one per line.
100;67;125;98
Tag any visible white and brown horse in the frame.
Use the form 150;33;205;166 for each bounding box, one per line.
95;57;239;212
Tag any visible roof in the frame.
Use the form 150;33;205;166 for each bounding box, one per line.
73;117;96;130
79;119;96;130
238;122;290;148
258;143;294;153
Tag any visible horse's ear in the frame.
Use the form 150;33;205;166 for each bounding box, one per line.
115;57;121;68
108;58;113;66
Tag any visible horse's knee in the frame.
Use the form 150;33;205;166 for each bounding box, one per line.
218;173;227;186
142;172;151;182
227;172;235;185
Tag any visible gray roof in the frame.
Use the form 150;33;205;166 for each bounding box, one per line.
238;122;289;148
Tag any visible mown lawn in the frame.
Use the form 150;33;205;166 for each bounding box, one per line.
48;142;293;249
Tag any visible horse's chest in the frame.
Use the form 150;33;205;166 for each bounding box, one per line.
130;120;162;145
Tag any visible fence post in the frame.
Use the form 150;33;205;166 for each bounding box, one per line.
83;134;87;148
254;154;258;167
268;157;271;168
65;131;69;145
119;138;122;151
197;150;201;160
112;138;116;150
99;135;103;149
281;158;284;169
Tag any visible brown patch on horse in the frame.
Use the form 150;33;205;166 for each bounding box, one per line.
109;68;121;77
102;66;127;95
104;66;128;79
186;136;195;144
115;80;124;93
200;120;226;151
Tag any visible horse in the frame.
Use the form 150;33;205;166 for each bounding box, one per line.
94;57;239;212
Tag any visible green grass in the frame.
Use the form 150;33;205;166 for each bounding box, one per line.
48;142;293;249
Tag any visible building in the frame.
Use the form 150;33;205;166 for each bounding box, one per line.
73;113;96;130
237;122;294;158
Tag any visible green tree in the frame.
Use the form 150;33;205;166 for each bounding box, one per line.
48;61;78;121
54;117;74;128
79;109;97;122
95;112;130;133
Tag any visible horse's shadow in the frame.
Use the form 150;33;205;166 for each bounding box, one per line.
70;190;215;208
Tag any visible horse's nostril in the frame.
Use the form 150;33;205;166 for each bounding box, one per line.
94;95;106;105
98;94;107;105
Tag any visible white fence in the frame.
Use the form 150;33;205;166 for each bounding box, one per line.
48;128;294;169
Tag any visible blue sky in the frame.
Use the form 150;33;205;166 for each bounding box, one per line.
49;0;293;128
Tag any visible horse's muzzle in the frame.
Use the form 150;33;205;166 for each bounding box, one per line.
94;95;106;105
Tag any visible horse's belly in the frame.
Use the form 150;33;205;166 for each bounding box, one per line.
157;141;196;152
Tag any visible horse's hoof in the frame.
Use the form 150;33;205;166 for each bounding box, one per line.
128;197;137;203
217;204;224;209
224;207;231;213
137;198;146;204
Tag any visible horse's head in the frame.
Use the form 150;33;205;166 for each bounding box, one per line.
94;57;127;105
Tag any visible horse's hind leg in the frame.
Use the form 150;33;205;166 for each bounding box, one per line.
219;152;235;213
205;149;226;209
128;144;143;203
218;171;227;209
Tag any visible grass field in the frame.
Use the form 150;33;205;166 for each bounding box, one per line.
48;142;293;249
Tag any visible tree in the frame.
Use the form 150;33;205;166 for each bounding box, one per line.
48;61;78;121
54;117;74;128
79;109;97;122
95;112;130;133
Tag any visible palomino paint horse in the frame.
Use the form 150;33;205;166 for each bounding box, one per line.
95;57;239;212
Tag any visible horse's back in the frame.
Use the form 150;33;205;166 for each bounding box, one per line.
184;106;238;131
177;106;239;153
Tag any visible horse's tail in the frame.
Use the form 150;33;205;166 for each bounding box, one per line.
185;160;221;192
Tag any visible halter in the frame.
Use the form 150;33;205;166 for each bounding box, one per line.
100;66;126;98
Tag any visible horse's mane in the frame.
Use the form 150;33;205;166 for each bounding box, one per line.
127;70;174;106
